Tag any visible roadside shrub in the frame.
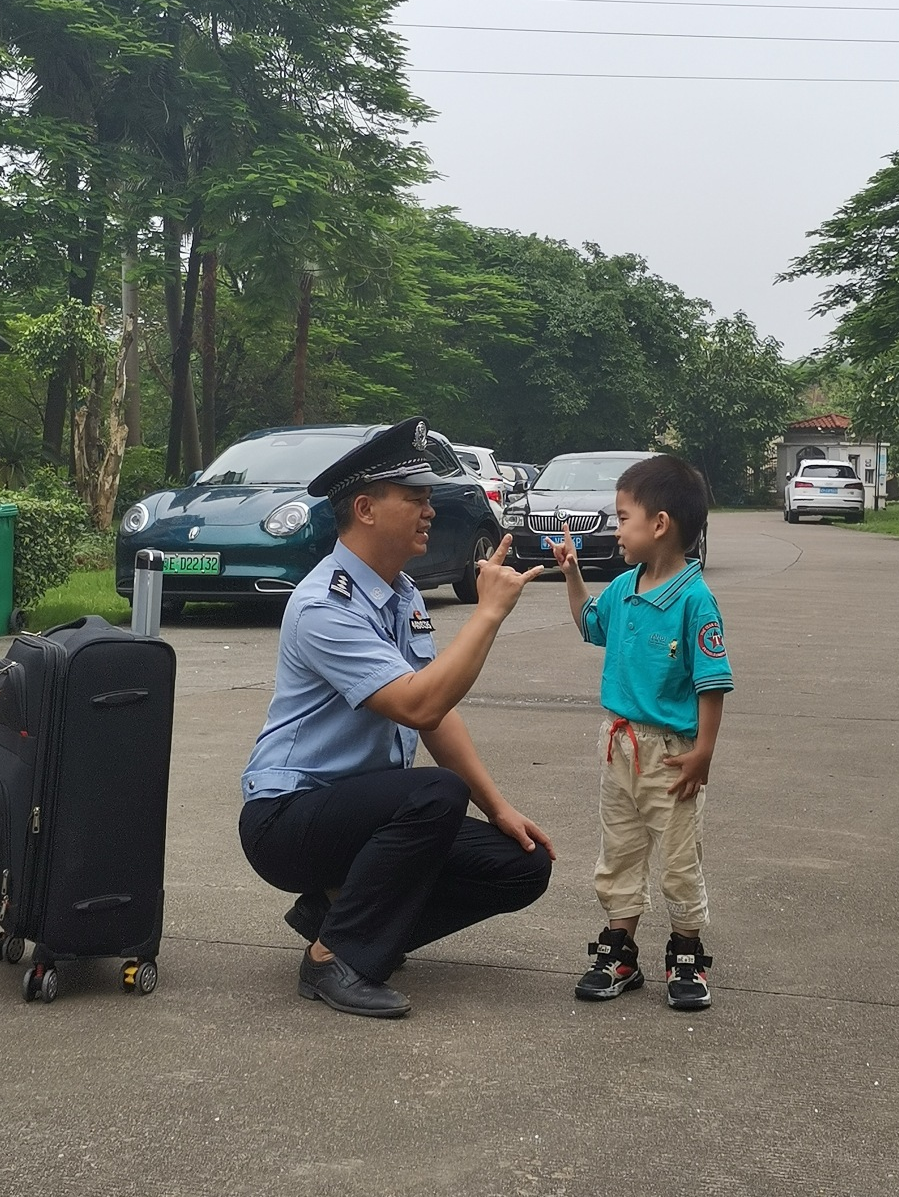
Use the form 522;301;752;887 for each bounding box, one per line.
115;446;168;517
72;528;117;571
0;490;87;609
24;466;83;506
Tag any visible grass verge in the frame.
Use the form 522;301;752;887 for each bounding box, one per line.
841;506;899;537
24;568;130;633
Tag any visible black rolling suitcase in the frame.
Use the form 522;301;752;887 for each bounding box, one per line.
0;609;175;1003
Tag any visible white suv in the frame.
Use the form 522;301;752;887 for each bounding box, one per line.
452;444;509;517
784;460;865;523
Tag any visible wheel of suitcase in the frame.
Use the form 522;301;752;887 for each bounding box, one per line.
135;961;158;995
40;968;59;1003
22;967;39;1002
1;934;25;964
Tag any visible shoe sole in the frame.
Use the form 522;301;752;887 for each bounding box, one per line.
298;980;412;1018
574;970;645;1001
667;994;711;1010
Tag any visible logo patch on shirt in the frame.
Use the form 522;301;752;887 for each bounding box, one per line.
328;570;354;599
409;609;434;634
698;620;726;658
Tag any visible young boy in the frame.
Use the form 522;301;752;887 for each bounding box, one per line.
553;455;733;1010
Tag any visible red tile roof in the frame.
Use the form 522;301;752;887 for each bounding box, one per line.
788;413;851;431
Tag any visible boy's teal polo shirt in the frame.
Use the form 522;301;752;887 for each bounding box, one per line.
580;560;733;738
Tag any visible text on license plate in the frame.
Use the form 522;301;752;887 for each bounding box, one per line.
541;534;583;550
163;552;221;575
819;487;838;494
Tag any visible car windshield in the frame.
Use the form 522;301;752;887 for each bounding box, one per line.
534;457;649;491
198;432;366;486
800;464;857;479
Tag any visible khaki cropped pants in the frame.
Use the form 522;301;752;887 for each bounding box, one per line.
594;717;709;929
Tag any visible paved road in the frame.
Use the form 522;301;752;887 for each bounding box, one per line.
1;512;898;1196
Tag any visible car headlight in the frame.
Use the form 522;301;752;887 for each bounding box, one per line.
605;514;619;530
264;502;310;537
120;503;150;535
501;510;525;529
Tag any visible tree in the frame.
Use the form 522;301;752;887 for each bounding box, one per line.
780;152;899;363
670;313;794;504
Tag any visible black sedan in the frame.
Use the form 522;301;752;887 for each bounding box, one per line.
501;451;707;573
116;425;502;616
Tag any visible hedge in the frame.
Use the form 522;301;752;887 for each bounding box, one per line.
0;491;87;610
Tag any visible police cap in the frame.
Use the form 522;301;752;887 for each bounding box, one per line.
307;417;445;502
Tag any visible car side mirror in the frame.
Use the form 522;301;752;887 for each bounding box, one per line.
511;478;527;494
785;472;792;481
186;470;202;486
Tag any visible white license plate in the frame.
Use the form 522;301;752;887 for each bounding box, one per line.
819;487;838;495
541;534;583;550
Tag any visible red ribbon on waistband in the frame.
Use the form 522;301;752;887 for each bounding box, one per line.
607;717;641;774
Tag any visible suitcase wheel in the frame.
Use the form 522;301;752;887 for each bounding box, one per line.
22;964;58;1003
1;935;25;965
121;960;158;996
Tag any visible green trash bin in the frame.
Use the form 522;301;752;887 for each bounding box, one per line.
0;502;22;634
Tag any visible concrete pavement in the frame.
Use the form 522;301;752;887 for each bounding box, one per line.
1;512;898;1196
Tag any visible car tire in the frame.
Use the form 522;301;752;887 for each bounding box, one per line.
847;511;865;523
786;507;799;524
160;598;186;622
453;527;500;604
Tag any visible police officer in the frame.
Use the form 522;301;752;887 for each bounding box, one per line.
239;417;554;1019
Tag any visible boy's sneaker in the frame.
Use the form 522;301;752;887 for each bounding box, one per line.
575;927;644;1001
665;933;712;1010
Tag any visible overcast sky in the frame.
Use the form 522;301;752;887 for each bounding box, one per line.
392;0;899;360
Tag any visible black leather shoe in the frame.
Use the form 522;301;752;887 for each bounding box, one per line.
297;949;411;1018
284;893;330;941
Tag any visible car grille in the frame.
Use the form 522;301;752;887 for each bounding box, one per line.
528;512;603;534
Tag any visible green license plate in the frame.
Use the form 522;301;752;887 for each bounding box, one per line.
162;552;221;576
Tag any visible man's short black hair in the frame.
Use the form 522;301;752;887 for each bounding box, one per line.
332;479;392;533
616;454;708;551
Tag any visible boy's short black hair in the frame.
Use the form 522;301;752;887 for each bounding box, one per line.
616;454;708;551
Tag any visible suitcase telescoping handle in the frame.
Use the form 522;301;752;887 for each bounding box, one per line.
131;548;165;638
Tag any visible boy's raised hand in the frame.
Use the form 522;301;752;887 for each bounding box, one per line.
551;523;580;576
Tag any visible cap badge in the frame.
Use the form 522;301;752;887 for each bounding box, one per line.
413;421;429;451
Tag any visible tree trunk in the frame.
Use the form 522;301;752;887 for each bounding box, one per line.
73;317;132;531
164;216;184;479
292;271;314;426
122;242;141;445
175;231;203;476
42;364;69;464
200;248;217;466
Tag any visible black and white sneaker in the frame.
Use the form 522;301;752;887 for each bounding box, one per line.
575;927;645;1001
665;933;712;1010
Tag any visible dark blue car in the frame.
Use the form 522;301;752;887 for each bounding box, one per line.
116;425;502;617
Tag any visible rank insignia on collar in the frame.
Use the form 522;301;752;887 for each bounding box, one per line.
409;610;434;634
329;570;354;599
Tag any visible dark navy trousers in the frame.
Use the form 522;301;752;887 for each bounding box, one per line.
239;767;552;982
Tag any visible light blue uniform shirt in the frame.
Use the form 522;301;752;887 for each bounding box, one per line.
580;560;734;738
242;541;436;801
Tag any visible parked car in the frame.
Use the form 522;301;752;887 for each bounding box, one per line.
784;460;865;523
116;425;502;616
501;450;707;573
451;443;509;515
498;461;540;490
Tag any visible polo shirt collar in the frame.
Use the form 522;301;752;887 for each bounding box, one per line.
332;540;405;611
627;559;703;610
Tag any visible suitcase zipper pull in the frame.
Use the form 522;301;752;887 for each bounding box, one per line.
30;806;40;834
0;868;9;920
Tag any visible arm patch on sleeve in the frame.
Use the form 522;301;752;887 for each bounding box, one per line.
698;620;726;658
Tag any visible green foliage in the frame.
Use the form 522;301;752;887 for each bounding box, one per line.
115;445;167;516
72;529;117;571
780;151;899;362
0;426;40;487
670;313;795;504
0;491;86;609
15;300;111;379
24;568;130;632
